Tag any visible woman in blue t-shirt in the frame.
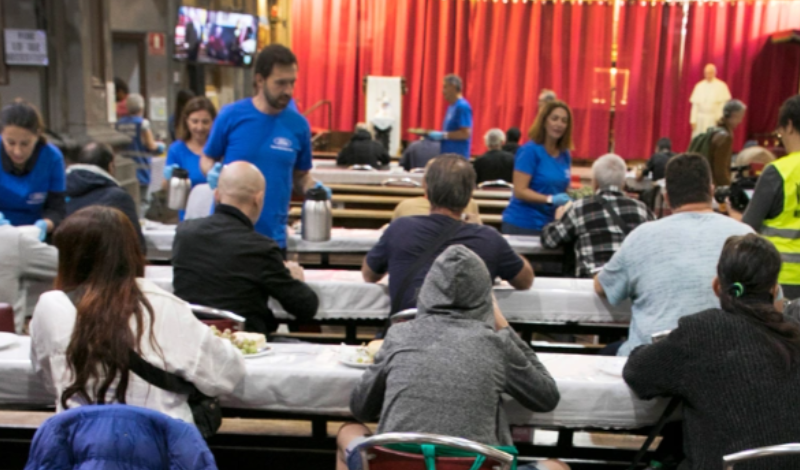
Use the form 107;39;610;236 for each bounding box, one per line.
501;100;574;235
0;100;66;241
163;97;216;219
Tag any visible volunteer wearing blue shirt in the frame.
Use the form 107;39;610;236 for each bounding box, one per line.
502;100;574;235
115;93;165;215
428;74;473;158
0;100;66;241
200;44;329;250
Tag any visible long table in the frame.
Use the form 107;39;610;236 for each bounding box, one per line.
143;225;565;274
0;337;664;430
144;267;630;343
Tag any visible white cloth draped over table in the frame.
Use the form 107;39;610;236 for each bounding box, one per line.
0;337;665;429
143;266;631;324
310;161;424;186
689;78;732;138
143;225;562;262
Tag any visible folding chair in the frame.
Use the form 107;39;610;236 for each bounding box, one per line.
723;443;800;470
390;308;418;326
190;304;245;332
477;180;513;190
354;432;516;470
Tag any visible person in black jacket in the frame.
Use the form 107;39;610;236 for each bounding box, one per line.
623;234;800;470
502;127;521;155
172;161;319;334
336;124;390;168
66;142;144;248
473;128;514;184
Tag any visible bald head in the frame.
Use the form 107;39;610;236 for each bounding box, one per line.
215;162;266;223
704;64;717;82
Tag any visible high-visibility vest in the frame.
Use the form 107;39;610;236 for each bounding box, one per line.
761;152;800;287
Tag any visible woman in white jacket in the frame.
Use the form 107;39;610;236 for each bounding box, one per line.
30;205;246;424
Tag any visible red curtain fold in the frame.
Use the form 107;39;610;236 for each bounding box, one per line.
614;3;683;159
292;0;800;159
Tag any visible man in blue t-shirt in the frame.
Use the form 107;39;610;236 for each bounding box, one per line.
427;74;473;159
201;44;329;250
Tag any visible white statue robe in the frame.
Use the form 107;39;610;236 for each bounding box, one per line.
690;78;732;138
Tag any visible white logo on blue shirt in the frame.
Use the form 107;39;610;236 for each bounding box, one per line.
271;137;294;152
27;192;46;205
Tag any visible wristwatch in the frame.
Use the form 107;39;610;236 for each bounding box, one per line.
546;195;553;205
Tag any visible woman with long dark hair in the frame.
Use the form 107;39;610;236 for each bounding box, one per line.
623;234;800;470
30;206;245;422
0;99;66;240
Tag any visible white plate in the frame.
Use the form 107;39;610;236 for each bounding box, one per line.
0;332;18;350
243;346;273;359
339;357;373;369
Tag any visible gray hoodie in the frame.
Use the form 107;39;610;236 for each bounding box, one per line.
350;245;560;446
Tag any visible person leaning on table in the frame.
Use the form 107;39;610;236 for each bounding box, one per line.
30;205;245;423
623;234;800;470
339;245;566;470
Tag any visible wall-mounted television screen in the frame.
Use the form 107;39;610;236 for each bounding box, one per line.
175;6;258;67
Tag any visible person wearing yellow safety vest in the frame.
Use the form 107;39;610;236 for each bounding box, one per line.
743;95;800;300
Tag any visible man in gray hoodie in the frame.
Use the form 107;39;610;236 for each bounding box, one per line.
338;245;566;470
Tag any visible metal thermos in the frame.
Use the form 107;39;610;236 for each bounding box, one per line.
167;167;191;211
301;187;332;242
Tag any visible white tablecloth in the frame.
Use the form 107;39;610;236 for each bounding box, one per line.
310;162;424;186
144;226;562;260
144;267;631;324
0;338;664;429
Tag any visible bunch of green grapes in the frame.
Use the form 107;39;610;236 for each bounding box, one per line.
234;338;259;355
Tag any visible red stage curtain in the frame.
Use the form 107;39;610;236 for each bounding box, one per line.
748;40;800;140
614;3;683;160
290;0;359;132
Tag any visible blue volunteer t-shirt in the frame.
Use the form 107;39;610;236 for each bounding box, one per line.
0;140;66;226
502;141;571;231
441;97;473;158
116;115;151;185
204;98;313;248
167;141;207;188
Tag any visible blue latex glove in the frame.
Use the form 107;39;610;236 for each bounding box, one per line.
155;142;166;155
207;162;223;190
163;164;179;180
34;219;48;241
427;131;445;141
314;181;333;200
0;212;9;226
551;193;571;207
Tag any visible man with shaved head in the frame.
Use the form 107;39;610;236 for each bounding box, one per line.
172;161;319;334
690;63;732;138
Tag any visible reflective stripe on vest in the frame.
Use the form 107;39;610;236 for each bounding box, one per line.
762;152;800;286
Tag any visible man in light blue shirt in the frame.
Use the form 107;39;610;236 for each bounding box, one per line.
428;74;472;158
594;153;753;356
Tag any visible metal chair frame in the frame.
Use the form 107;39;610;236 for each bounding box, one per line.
354;432;514;470
723;443;800;469
390;308;418;325
382;178;422;187
477;180;513;190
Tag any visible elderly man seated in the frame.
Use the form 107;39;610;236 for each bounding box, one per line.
339;245;566;470
336;123;390;168
0;212;57;333
594;153;753;356
365;154;534;313
473;128;515;184
172;161;319;334
541;154;654;278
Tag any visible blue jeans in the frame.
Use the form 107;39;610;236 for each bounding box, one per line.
501;222;541;236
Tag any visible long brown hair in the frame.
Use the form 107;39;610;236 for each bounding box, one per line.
528;100;573;152
718;234;800;367
177;96;217;142
53;206;159;408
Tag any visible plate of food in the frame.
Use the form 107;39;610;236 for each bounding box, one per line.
210;327;273;359
339;340;383;369
408;128;430;136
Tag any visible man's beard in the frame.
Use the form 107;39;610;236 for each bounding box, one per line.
264;88;291;110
